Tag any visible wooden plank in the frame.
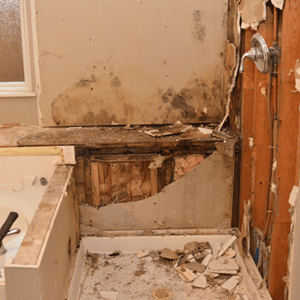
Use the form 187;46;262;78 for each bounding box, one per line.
164;157;175;186
98;162;111;205
16;126;223;152
14;165;73;265
109;162;131;203
76;183;86;205
91;162;100;206
239;28;256;228
130;162;145;201
84;156;93;205
141;161;151;198
268;1;300;298
157;162;165;193
74;156;85;184
150;168;158;195
249;11;273;240
92;153;158;162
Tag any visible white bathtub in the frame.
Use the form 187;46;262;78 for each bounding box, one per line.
0;147;78;300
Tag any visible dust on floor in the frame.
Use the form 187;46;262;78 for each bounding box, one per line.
78;247;249;300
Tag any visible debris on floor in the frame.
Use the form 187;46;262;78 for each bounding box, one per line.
79;236;249;300
143;121;192;137
135;250;149;258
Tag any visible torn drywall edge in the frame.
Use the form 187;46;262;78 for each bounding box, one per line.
271;0;285;9
79;142;235;231
30;0;43;126
294;59;300;93
287;184;300;300
218;9;241;131
289;185;299;207
238;199;252;256
148;155;165;169
239;0;268;31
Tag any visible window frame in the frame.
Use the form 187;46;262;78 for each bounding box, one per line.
0;0;36;97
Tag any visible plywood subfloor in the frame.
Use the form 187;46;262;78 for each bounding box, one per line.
78;252;249;300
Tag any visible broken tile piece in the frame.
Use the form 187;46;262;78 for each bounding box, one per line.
193;274;209;288
100;291;119;300
145;256;153;262
204;271;219;279
186;262;206;273
223;248;236;259
187;254;195;261
184;241;197;251
218;236;237;257
206;269;238;275
221;276;240;291
158;248;179;260
194;252;207;261
198;127;213;135
201;253;212;266
212;241;222;259
209;257;239;271
176;265;197;282
135;250;149;258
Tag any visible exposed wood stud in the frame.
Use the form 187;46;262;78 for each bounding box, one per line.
150;168;158;196
74;156;85;184
91;162;100;206
76;183;86;205
98;162;111;205
84;156;93;205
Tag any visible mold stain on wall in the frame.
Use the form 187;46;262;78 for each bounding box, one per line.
36;0;228;126
51;64;224;126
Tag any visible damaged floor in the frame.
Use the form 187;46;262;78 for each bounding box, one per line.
77;239;250;300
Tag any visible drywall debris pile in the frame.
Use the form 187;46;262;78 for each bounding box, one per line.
79;236;248;300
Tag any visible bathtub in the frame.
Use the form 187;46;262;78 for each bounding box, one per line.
0;147;79;300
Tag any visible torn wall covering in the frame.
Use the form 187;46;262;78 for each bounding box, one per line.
35;0;228;126
239;0;268;30
239;0;285;31
80;142;235;232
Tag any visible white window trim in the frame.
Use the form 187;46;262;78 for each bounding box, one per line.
0;0;36;97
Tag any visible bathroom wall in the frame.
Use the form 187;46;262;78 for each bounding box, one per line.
34;0;228;126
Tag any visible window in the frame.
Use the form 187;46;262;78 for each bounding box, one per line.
0;0;35;96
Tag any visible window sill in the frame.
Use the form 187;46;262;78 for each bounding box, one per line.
0;91;36;98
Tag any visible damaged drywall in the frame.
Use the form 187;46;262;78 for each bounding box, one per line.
79;142;234;232
34;0;228;126
239;0;285;31
287;185;300;300
239;0;268;30
270;0;284;10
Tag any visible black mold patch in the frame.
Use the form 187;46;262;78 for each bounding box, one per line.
171;95;196;119
194;10;202;22
76;75;97;87
110;77;121;87
193;10;206;42
159;72;224;122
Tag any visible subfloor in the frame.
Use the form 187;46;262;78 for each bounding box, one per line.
78;250;249;300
